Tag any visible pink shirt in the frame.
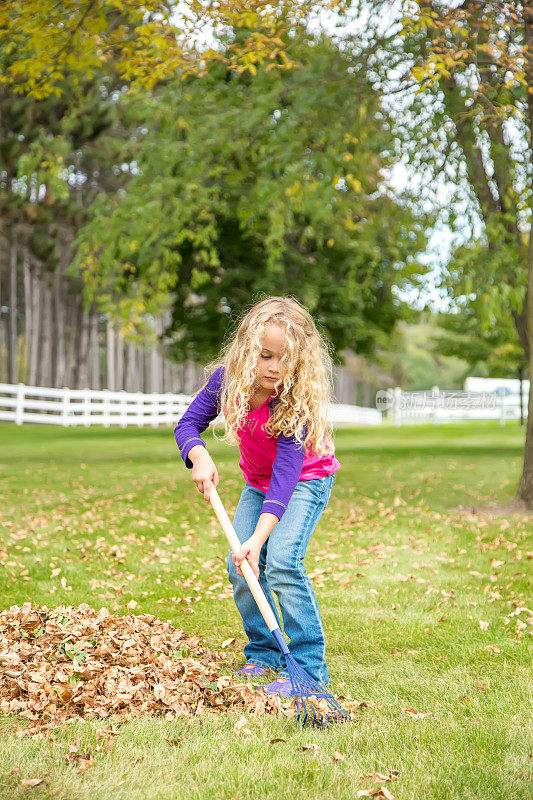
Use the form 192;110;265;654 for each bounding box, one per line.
236;393;341;493
175;365;340;520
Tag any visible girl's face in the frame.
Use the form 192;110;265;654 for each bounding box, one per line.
255;323;287;392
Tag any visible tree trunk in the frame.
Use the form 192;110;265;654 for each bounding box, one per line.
106;317;115;390
162;356;168;393
71;296;83;388
115;325;124;390
65;298;77;388
514;4;533;506
90;314;100;389
140;343;147;392
125;339;138;392
28;261;41;386
50;274;59;387
0;254;4;382
515;227;533;505
149;316;164;392
512;303;529;360
518;365;524;427
170;360;178;393
76;304;91;389
22;248;31;384
149;326;159;393
40;279;53;387
7;231;17;384
54;266;67;387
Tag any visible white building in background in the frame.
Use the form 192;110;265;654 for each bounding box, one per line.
464;377;529;397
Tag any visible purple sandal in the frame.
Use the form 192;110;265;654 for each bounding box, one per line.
264;677;299;697
235;663;269;677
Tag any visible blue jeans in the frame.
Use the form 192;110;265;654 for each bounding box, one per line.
227;474;336;685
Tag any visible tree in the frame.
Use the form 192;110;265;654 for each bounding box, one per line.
0;62;143;387
73;32;429;362
376;313;471;391
0;0;349;99
434;233;526;382
434;307;524;379
345;0;532;505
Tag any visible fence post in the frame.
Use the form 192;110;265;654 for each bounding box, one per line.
137;392;143;427
432;386;440;425
103;390;110;428
499;392;505;426
83;389;90;427
393;387;402;427
165;392;172;426
61;387;70;427
120;390;127;428
15;383;25;425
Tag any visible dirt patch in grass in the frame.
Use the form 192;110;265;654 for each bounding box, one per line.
453;499;533;519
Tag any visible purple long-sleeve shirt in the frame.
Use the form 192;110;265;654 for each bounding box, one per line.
174;366;340;520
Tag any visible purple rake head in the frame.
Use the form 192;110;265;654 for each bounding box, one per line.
284;652;351;728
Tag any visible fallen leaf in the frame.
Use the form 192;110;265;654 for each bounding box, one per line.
0;602;350;732
361;772;394;782
297;743;319;756
233;715;251;738
153;684;166;701
76;756;95;773
401;707;431;719
68;737;80;754
357;788;395;799
20;778;46;787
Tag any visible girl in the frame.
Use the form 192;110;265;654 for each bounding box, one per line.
174;296;340;697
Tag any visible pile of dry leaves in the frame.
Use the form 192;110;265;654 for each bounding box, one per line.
0;602;297;729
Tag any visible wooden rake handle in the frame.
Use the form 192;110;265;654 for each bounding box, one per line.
208;483;279;633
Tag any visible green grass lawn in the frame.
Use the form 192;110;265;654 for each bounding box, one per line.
0;421;531;800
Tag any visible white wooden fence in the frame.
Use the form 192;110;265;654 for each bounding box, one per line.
0;383;191;428
1;381;525;430
0;383;383;428
329;402;381;427
378;386;524;426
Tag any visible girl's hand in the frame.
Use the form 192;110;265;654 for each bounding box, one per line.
232;536;262;580
189;447;219;502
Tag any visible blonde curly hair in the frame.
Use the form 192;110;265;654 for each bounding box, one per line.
197;296;336;456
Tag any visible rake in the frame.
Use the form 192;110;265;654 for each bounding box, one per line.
208;482;351;728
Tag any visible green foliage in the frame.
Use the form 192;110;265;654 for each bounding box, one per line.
377;315;470;391
0;64;138;275
360;0;531;366
74;32;429;360
442;218;527;331
433;305;524;380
